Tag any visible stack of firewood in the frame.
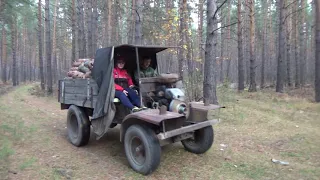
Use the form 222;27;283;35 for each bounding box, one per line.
67;58;94;79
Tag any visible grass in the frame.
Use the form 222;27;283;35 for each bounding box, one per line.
19;157;37;170
207;86;320;180
0;85;42;179
0;84;319;179
0;139;15;159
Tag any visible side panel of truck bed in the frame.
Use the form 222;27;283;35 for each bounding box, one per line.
58;79;99;108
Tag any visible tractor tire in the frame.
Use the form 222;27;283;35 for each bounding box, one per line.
181;126;214;154
124;125;161;175
67;105;90;147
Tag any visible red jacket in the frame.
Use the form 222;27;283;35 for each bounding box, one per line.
113;67;134;91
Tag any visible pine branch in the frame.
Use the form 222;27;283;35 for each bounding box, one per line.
284;0;298;9
212;22;237;33
283;6;309;23
213;0;228;21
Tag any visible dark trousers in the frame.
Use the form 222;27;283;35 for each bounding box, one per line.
115;88;141;109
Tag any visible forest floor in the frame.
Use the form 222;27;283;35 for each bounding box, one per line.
0;83;319;180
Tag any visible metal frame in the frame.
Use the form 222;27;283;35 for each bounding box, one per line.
135;47;143;106
157;119;218;140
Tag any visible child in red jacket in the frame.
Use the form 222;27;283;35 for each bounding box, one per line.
114;57;146;112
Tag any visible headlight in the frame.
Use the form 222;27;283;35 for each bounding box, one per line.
169;100;188;115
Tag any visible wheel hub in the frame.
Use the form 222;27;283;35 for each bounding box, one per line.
130;137;146;165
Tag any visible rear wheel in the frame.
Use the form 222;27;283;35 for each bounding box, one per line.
181;126;214;154
67;105;91;147
124;125;161;175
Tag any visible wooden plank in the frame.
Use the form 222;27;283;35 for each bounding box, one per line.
58;80;65;103
58;80;61;102
63;83;99;89
64;86;98;95
62;79;98;87
64;93;97;101
63;98;98;108
59;78;102;108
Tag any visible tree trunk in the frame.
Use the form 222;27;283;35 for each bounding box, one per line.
165;0;173;72
2;27;7;83
293;0;300;88
22;25;26;82
92;0;98;54
52;0;59;84
77;0;86;58
286;0;292;87
186;5;192;75
267;0;273;84
178;0;187;80
220;9;225;83
261;0;268;89
118;0;123;44
38;0;45;90
185;4;193;99
310;0;316;84
0;28;2;83
135;0;143;45
19;32;22;83
203;0;218;105
226;0;232;81
11;16;17;86
248;0;256;92
45;0;53;94
114;1;120;44
29;35;33;81
300;0;306;86
71;0;76;62
276;0;285;93
315;0;320;102
238;0;244;91
198;0;204;65
107;0;112;45
86;0;93;57
244;0;250;85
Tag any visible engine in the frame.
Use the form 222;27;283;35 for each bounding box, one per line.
151;86;187;115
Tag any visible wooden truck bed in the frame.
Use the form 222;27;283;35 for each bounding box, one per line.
58;79;99;109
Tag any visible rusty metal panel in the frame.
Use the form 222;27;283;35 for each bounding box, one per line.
163;117;184;132
189;102;221;111
187;102;222;122
139;83;157;93
123;109;184;125
139;74;179;84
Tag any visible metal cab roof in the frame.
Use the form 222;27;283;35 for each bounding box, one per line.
113;44;179;55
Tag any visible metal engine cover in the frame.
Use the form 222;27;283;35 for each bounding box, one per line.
165;88;185;101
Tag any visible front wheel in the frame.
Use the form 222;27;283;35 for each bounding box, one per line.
124;125;161;175
181;126;214;154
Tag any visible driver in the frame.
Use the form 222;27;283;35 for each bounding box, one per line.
134;56;157;83
113;57;147;112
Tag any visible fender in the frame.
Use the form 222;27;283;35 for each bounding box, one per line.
120;109;185;142
187;102;224;122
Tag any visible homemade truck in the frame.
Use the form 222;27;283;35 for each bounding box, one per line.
58;44;221;175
